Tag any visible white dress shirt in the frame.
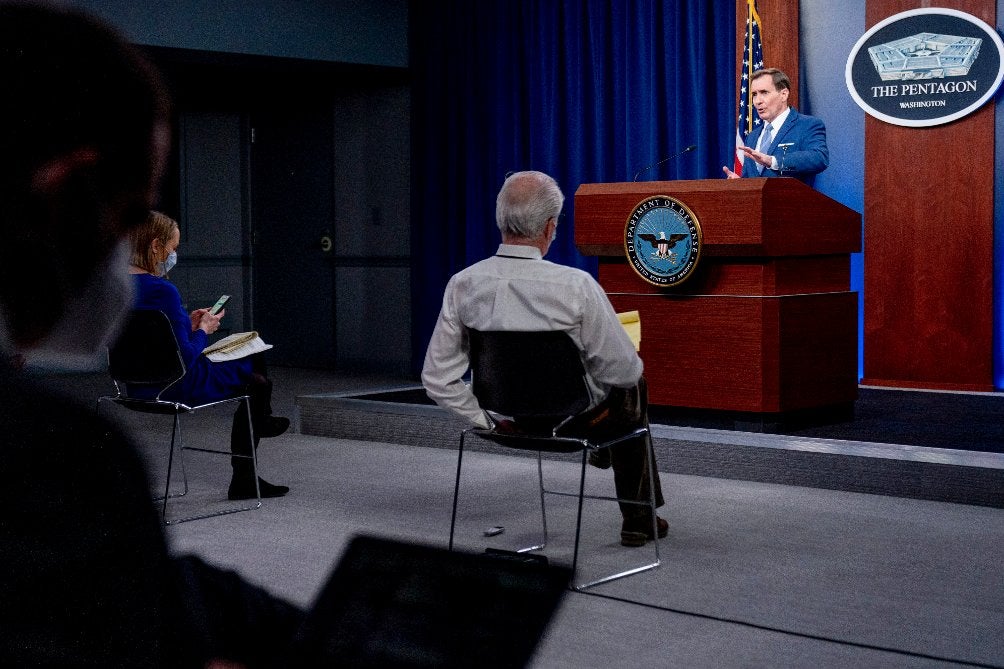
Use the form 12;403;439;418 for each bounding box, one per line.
422;243;643;428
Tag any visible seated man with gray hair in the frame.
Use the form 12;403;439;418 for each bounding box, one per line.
422;170;667;546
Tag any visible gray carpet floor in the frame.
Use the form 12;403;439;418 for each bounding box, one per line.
72;366;1004;669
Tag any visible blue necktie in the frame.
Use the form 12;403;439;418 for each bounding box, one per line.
758;123;773;174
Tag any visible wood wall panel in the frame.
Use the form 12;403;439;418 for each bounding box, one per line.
735;0;800;108
862;0;995;391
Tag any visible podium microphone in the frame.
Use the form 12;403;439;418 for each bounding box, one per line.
632;144;697;182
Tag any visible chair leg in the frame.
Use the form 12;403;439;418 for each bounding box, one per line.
160;412;190;500
245;399;261;503
175;420;189;495
533;453;549;549
448;431;467;551
96;398;189;505
164;398;262;525
645;435;660;566
569;449;589;578
452;431;550;554
162;413;181;523
572;432;661;591
514;454;547;553
451;430;660;589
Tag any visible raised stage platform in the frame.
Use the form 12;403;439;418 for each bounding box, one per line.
295;385;1004;509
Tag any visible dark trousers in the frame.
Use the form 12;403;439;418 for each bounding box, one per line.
518;377;664;520
229;355;273;482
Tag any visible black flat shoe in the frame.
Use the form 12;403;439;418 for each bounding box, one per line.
228;477;290;500
256;416;290;439
588;449;611;469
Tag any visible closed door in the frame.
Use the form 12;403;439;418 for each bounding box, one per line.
250;102;336;368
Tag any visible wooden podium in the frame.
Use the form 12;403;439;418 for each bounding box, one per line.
574;178;861;413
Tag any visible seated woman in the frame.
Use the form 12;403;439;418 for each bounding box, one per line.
128;211;289;500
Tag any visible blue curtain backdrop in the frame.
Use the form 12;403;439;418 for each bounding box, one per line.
410;0;735;369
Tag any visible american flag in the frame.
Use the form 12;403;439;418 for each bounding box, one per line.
733;0;765;175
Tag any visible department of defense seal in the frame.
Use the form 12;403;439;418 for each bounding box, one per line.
624;196;702;287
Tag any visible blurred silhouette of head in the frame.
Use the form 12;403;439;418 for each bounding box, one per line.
0;1;171;360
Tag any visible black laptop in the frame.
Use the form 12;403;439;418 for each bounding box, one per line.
286;535;571;668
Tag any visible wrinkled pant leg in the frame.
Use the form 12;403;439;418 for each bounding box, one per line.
584;378;664;519
608;426;664;519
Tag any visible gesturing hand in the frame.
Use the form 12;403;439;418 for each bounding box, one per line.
740;145;772;168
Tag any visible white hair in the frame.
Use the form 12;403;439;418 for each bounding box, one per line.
495;170;564;240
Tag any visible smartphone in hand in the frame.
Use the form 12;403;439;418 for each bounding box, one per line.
208;295;230;315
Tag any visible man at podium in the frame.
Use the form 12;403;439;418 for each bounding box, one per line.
422;171;667;547
722;67;829;186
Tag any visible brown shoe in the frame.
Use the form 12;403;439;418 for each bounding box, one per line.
620;516;668;547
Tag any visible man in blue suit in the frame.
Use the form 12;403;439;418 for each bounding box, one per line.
722;68;828;187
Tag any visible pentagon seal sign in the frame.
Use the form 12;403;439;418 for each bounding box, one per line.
845;8;1004;127
624;196;701;287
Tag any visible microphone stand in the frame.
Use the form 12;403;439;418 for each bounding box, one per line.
633;144;697;182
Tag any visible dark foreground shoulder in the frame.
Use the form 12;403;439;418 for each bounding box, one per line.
0;366;178;666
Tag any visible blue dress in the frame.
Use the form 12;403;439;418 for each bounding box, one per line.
132;273;252;405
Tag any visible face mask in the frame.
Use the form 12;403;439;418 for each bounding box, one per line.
157;250;177;277
19;239;135;372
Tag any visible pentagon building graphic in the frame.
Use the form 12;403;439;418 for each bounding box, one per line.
868;33;982;80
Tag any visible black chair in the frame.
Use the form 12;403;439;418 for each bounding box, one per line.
96;309;260;524
448;329;660;591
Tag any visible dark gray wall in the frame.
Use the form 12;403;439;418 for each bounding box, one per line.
69;0;407;67
71;1;412;374
332;87;411;372
172;112;250;339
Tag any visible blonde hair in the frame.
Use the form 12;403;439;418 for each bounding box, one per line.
129;210;178;273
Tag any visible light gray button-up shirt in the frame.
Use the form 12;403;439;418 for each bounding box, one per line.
422;243;643;428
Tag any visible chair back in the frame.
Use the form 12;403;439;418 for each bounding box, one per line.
468;329;591;420
108;310;185;387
